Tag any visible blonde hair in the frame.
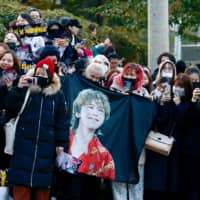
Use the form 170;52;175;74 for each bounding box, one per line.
84;62;104;79
71;89;110;134
91;54;110;75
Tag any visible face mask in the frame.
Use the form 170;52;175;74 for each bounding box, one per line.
122;77;137;90
35;76;49;88
173;86;185;97
162;72;173;78
48;29;63;38
6;42;17;50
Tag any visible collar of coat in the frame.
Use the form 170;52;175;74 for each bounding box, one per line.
25;68;61;96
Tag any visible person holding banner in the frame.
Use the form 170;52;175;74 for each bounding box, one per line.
110;62;149;97
15;12;45;56
29;8;44;25
84;62;106;86
110;62;150;200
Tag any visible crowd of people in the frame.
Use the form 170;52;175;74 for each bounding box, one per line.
0;7;200;200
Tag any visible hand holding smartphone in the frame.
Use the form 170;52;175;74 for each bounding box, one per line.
163;84;171;95
192;88;200;101
18;76;37;88
192;82;200;90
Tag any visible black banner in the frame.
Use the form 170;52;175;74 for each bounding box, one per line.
61;73;157;183
9;24;47;37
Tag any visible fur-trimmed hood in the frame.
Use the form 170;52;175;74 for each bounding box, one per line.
24;68;61;96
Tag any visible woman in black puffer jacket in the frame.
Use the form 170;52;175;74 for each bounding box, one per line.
5;58;68;200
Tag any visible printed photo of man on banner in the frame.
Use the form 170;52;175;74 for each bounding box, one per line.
68;89;115;180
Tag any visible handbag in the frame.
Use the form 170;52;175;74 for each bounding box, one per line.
145;123;176;156
4;89;30;155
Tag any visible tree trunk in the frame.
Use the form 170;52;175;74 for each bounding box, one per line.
148;0;169;71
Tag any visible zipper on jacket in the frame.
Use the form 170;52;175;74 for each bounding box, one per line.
52;100;55;115
30;96;44;187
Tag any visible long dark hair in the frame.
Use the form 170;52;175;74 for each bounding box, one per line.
17;12;35;25
174;73;193;102
0;50;21;74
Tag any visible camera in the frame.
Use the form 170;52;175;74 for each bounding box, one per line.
25;77;37;85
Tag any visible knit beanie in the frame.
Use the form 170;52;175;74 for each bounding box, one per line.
39;45;60;61
35;58;55;76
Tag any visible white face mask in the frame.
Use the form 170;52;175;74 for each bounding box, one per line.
173;86;185;97
162;72;173;78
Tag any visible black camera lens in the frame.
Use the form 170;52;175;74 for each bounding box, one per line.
27;79;32;84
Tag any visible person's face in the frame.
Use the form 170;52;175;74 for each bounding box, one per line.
4;33;19;45
76;101;105;131
91;28;97;37
16;15;29;26
110;58;120;70
189;73;200;83
35;68;48;78
0;53;14;70
69;26;80;35
87;68;103;82
124;68;137;79
54;38;69;47
162;63;173;73
45;56;58;64
104;38;112;48
30;11;40;24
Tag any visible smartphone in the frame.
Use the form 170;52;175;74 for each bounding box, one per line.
192;82;200;89
163;84;171;95
123;80;133;91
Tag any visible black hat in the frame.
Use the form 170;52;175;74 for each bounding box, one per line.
68;19;82;28
47;19;64;39
47;19;64;30
60;17;71;27
39;45;60;61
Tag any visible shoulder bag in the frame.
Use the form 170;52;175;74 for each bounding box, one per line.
145;123;176;156
4;89;30;155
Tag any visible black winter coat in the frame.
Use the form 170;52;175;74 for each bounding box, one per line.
180;101;200;191
0;77;20;170
144;101;189;192
6;71;69;189
0;85;11;169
